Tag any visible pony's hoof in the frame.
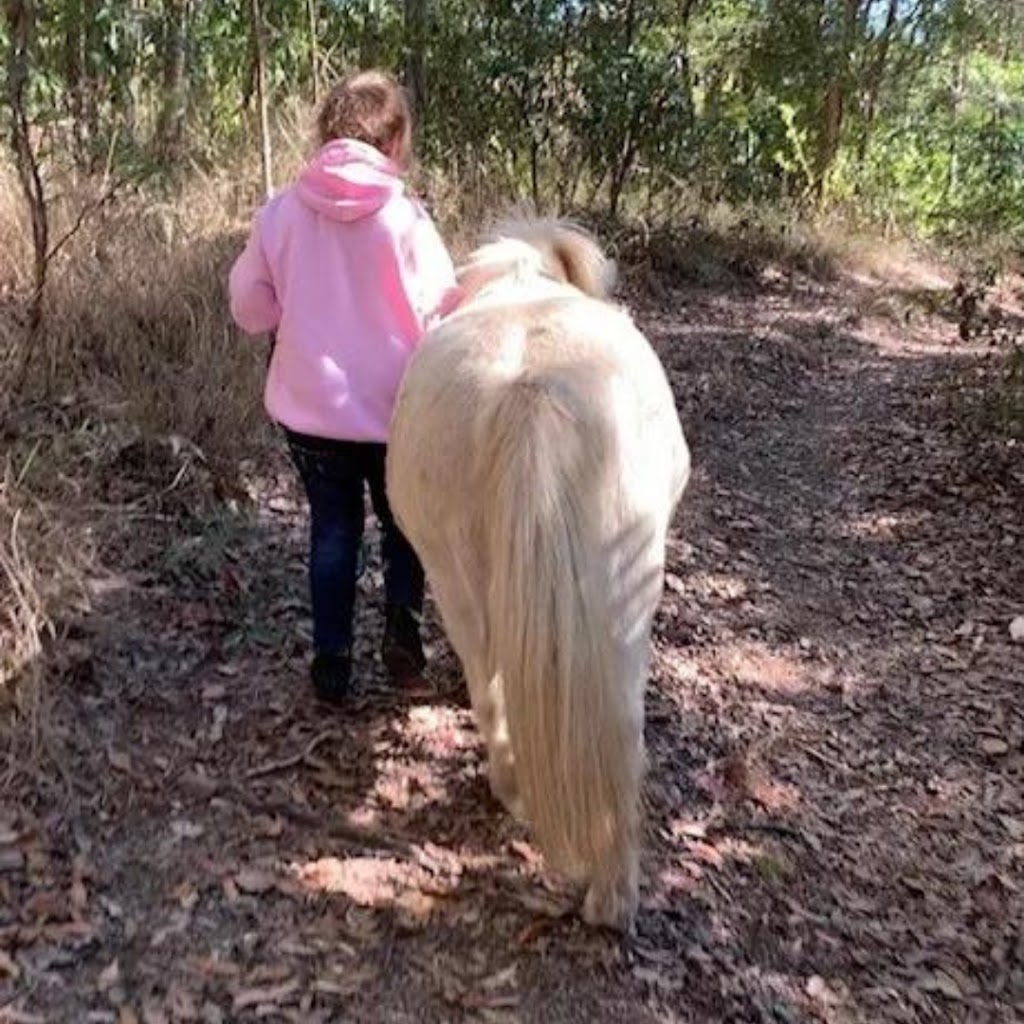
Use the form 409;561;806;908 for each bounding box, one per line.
489;773;526;823
582;878;638;934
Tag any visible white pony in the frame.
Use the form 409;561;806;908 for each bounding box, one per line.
386;220;690;930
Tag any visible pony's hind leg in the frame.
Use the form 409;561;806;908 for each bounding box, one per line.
581;711;642;932
583;838;640;933
428;555;523;820
476;675;523;820
581;618;650;933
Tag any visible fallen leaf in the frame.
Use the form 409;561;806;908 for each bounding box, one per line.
188;955;240;980
245;963;295;986
118;1008;140;1024
631;966;683;992
172;882;199;910
71;862;89;920
141;1000;170;1024
198;1004;223;1024
231;980;299;1012
0;846;25;873
979;736;1009;756
515;918;552;946
1009;616;1024;643
394;889;437;930
311;966;377;998
510;887;572;918
915;969;963;1001
689;840;725;869
24;889;70;923
0;949;21;979
999;815;1024;841
805;975;838;1005
235;867;276;895
249;816;285;840
209;705;228;744
509;840;542;865
166;981;198;1021
98;958;121;992
462;992;521;1010
670;819;707;840
480;965;517;991
170;819;205;841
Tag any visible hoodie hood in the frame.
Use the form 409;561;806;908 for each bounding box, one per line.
295;139;404;222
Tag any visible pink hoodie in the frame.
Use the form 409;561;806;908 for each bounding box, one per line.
228;139;457;442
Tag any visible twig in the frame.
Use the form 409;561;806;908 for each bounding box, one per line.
729;820;806;843
45;179;125;266
798;741;845;771
245;730;345;779
326;820;413;855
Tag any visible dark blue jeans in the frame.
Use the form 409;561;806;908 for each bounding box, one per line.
287;431;425;655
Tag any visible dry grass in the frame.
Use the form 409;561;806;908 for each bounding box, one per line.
602;203;844;293
0;446;90;774
3;172;271;467
0;155;282;744
0;465;51;703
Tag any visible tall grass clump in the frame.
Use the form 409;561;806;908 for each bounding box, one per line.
0;143;298;734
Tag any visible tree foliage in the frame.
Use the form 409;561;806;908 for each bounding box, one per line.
2;0;1022;239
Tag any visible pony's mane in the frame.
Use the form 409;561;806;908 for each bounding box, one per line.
456;218;616;303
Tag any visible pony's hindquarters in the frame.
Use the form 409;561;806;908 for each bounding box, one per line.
388;287;689;933
480;361;674;931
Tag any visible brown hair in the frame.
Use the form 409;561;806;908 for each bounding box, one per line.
316;69;412;163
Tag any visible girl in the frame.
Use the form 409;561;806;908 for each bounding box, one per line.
228;70;457;704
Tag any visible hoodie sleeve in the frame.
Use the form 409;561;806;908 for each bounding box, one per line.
405;209;459;334
228;209;281;335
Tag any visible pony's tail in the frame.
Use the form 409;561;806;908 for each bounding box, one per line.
481;368;637;879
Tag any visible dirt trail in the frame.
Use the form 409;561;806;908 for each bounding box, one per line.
2;273;1022;1023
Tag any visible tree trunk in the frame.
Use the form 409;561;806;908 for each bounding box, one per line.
80;0;100;162
250;0;273;199
156;0;192;159
63;0;85;159
946;50;966;203
404;0;427;128
857;0;899;164
4;0;49;336
306;0;320;105
623;0;637;48
814;0;860;202
607;103;645;220
122;0;145;148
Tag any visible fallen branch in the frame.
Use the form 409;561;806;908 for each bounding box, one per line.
245;729;346;779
